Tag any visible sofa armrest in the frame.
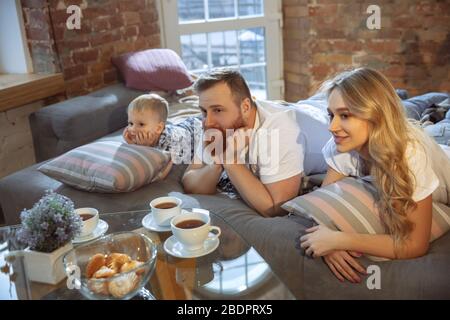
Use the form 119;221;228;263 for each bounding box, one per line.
30;83;145;161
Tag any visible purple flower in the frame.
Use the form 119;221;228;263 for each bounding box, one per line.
17;191;82;253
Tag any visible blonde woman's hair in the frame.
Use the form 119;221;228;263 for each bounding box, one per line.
127;94;169;122
321;67;429;254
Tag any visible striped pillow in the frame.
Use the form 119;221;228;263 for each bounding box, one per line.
38;141;171;193
282;177;450;243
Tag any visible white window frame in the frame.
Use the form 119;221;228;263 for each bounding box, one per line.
158;0;284;100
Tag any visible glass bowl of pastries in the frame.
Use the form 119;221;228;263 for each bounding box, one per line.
63;231;157;300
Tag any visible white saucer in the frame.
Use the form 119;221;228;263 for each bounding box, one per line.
142;209;190;232
163;234;219;258
72;219;108;244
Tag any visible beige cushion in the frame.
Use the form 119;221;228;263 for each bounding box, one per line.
39;141;171;193
282;177;450;254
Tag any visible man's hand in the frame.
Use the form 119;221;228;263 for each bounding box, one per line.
202;129;225;165
224;128;251;165
202;128;252;165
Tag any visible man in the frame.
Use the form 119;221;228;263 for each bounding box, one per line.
182;69;330;217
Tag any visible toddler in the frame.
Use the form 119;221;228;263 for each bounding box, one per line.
123;94;202;165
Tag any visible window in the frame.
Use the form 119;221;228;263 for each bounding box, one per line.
160;0;284;100
0;0;32;73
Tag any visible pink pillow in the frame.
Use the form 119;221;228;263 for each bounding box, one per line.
112;49;193;91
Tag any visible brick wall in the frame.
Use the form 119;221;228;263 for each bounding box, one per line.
21;1;448;103
283;0;450;102
1;0;160;178
21;0;161;97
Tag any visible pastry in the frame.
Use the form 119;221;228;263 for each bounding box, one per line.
85;252;144;298
85;253;106;278
120;260;144;274
88;279;109;296
93;266;117;278
106;253;131;271
108;273;139;298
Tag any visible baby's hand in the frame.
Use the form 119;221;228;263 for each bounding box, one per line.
134;131;159;147
122;127;135;144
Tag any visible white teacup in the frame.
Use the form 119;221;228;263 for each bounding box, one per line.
150;196;182;227
75;208;99;237
171;212;221;251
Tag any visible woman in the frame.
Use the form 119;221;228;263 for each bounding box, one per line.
300;68;450;283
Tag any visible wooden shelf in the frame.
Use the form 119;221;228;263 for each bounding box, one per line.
0;73;65;112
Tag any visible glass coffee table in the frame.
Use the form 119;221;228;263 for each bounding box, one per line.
0;209;295;300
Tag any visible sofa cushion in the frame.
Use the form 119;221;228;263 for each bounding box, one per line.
401;92;449;120
112;49;193;91
2;162;450;298
38;141;171;193
282;177;450;246
29;83;146;162
424;120;450;146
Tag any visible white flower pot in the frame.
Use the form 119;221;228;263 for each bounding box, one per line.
23;242;73;285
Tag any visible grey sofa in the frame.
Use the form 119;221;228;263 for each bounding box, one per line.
1;83;449;299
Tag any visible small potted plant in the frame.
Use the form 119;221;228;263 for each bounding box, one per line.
17;191;82;284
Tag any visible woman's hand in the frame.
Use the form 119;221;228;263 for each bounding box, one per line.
300;225;341;257
323;250;366;283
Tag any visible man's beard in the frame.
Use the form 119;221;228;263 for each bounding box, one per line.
204;114;246;152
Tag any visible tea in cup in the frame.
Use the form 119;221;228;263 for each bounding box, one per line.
150;196;182;226
75;207;99;237
171;212;221;251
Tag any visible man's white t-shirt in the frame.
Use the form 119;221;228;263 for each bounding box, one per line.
322;138;440;201
197;99;330;184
